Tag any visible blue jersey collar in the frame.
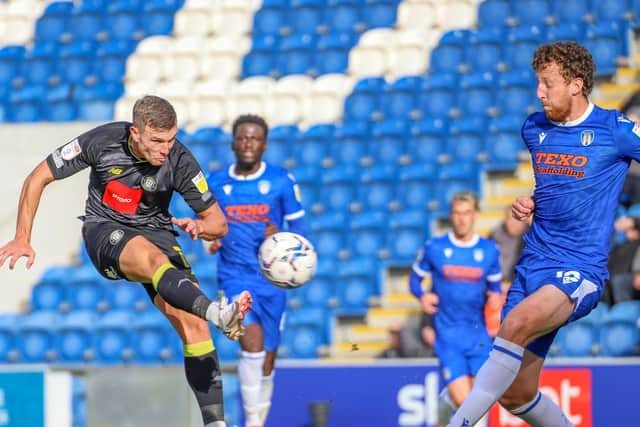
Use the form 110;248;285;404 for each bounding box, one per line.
228;161;267;180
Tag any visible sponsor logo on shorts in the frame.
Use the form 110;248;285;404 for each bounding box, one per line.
141;175;157;192
61;138;81;160
109;229;124;245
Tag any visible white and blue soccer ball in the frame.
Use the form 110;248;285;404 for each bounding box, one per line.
258;232;317;289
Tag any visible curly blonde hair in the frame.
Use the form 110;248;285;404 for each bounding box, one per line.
532;41;595;96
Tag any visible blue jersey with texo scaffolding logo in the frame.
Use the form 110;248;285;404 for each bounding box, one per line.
207;161;305;295
521;103;640;277
412;232;502;334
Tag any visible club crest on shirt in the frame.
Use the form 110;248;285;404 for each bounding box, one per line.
223;184;232;195
258;180;271;195
141;175;157;192
473;249;484;262
444;248;453;258
580;130;594;146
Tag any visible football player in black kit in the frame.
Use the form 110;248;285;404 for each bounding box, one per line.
0;95;251;427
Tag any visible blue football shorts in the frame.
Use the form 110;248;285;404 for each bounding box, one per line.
435;327;493;386
223;281;286;352
502;252;605;358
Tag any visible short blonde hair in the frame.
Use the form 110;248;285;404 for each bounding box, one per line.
451;191;479;210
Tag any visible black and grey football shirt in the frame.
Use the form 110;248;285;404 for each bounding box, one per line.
46;121;216;232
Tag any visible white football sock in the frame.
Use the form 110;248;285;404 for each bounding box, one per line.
257;372;275;425
510;391;574;427
438;387;457;426
238;351;265;427
447;337;524;427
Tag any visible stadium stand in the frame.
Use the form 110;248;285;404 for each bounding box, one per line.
3;1;640;423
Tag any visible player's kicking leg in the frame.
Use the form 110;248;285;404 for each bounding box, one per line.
446;285;576;427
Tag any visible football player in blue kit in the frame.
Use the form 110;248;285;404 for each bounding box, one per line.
0;95;252;427
409;191;502;426
448;41;640;427
206;114;306;427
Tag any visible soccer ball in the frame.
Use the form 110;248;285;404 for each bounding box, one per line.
258;232;317;289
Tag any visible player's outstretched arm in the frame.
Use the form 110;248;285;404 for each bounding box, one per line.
172;202;228;241
511;195;535;221
0;160;55;270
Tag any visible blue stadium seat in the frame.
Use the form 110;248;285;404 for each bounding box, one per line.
18;311;61;363
286;325;323;358
106;1;144;41
331;121;370;164
95;310;134;364
447;116;487;162
555;319;599;357
296;124;335;167
292;167;320;205
382;76;420;120
417;74;458;118
348;210;388;257
512;0;551;26
0;45;25;86
105;281;150;312
584;23;624;76
43;84;77;122
486;115;525;169
361;0;398;29
320;165;358;211
302;276;336;307
96;39;136;83
264;125;298;166
504;25;545;71
457;72;496;117
477;0;511;28
277;33;317;75
370;119;409;164
388;210;430;262
315;32;354;75
253;4;287;36
23;44;58;85
31;280;67;313
429;43;465;75
549;0;592;25
344;77;385;121
74;82;122;121
545;22;585;42
466;28;505;73
0;314;19;363
134;310;175;363
70;2;107;42
58;311;97;363
35;1;73;43
358;164;398;211
289;0;325;34
497;69;536;116
212;328;240;362
397;162;438;211
58;41;96;84
141;0;182;36
409;118;448;163
593;0;631;22
326;0;363;33
600;321;640;356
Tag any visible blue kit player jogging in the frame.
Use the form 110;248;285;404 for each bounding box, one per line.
207;161;306;350
410;231;502;387
506;103;640;357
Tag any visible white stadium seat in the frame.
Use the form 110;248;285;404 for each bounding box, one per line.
162;36;204;83
226;76;275;123
397;1;437;31
303;74;355;126
126;36;172;83
189;79;231;127
436;0;477;30
388;29;436;79
199;35;251;80
348;28;393;79
173;0;214;38
266;74;314;126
